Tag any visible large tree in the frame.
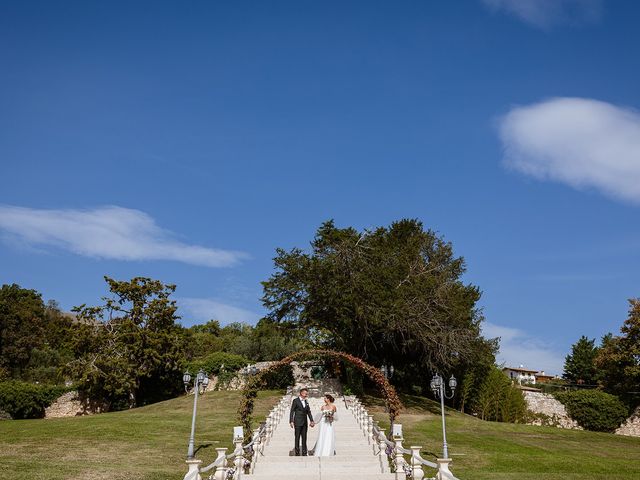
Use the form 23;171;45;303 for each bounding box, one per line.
261;219;496;390
563;335;599;385
0;284;46;378
69;276;187;409
595;299;640;406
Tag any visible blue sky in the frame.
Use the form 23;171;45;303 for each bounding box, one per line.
1;0;639;375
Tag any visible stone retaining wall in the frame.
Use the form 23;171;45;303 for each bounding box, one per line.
44;391;105;419
523;391;582;429
616;406;640;437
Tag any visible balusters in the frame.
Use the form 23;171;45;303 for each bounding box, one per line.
212;448;228;480
410;446;425;480
376;425;389;473
436;458;453;480
393;434;405;480
250;427;261;474
265;413;273;444
367;415;374;443
183;458;202;480
233;437;244;480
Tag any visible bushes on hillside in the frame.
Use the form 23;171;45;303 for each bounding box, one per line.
260;364;294;389
554;390;628;432
0;381;68;419
186;351;250;376
474;366;527;422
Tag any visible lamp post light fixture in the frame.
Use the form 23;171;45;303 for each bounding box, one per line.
430;373;456;459
381;364;395;379
183;368;210;459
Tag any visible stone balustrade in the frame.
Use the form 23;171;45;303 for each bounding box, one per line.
183;392;292;480
346;395;460;480
183;389;460;480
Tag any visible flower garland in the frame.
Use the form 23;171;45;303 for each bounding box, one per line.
237;349;403;440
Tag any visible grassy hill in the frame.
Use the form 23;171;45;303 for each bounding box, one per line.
1;390;639;480
0;390;283;480
367;393;640;480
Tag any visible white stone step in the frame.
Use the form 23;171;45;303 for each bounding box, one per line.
249;387;391;480
245;475;395;480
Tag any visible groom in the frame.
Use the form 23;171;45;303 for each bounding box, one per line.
289;387;315;456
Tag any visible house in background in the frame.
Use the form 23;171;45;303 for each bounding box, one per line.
502;365;539;385
534;371;556;384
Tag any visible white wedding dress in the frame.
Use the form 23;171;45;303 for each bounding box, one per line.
312;407;337;456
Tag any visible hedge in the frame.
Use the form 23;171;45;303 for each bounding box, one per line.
554;389;629;432
185;351;250;376
0;381;69;419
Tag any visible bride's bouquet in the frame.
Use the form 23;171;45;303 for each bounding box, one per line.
322;410;335;423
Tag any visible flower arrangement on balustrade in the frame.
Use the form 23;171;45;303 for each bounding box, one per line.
237;349;403;442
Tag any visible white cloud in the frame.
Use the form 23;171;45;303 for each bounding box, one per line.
482;0;602;28
0;205;247;267
483;322;564;375
179;297;260;325
498;97;640;204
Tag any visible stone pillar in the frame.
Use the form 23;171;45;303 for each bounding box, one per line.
394;436;405;480
265;413;273;444
250;430;261;473
213;448;228;480
436;458;453;480
410;446;425;480
183;459;202;480
377;426;389;473
234;437;244;479
367;415;374;444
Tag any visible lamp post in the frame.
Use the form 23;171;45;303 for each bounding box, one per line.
430;373;456;459
183;368;210;459
381;364;395;379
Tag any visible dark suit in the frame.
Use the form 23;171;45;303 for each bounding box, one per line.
289;397;314;455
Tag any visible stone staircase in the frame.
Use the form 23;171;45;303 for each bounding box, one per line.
245;383;395;480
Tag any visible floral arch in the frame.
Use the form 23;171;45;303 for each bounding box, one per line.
238;349;402;436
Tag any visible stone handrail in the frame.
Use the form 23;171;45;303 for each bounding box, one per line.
183;392;292;480
350;396;461;480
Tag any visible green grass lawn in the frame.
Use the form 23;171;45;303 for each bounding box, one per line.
367;393;640;480
2;390;639;480
0;390;283;480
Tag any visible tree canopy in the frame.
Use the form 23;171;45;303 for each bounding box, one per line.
261;219;496;391
563;335;599;385
69;276;187;409
595;299;640;406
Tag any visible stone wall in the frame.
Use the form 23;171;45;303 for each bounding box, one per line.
616;406;640;437
523;391;582;429
44;391;105;419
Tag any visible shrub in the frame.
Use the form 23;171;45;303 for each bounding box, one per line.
0;380;68;419
474;366;527;423
185;351;250;376
260;364;294;389
554;389;629;432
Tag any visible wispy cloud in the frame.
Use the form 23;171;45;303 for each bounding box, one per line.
179;297;261;325
481;0;602;28
497;97;640;204
483;322;564;375
0;205;247;267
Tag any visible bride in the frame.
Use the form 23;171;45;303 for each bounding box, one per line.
312;394;337;456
